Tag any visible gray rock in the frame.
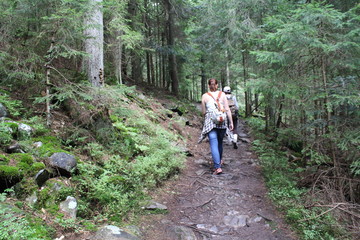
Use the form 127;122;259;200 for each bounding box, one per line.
59;196;77;219
196;223;218;233
196;170;206;176
0;103;7;118
17;123;33;140
248;216;264;225
49;152;77;176
223;211;249;228
25;192;38;206
91;225;140;240
33;142;43;148
143;200;167;210
166;225;197;240
240;138;251;143
52;182;63;191
194;159;208;165
34;169;50;187
6;142;24;153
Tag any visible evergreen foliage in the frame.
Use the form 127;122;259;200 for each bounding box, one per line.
0;0;359;238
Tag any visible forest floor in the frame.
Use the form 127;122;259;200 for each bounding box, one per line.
138;100;298;240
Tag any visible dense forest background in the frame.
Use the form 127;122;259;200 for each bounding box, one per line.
0;0;359;239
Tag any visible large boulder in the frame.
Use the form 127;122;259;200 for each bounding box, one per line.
48;152;77;177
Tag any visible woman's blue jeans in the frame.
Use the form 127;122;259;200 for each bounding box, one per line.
208;128;226;169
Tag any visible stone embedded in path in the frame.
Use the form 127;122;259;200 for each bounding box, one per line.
194;158;208;165
166;225;197;240
196;169;206;175
238;133;248;138
247;215;265;226
240;138;251;143
143;200;167;210
223;210;249;229
196;224;219;234
91;225;140;240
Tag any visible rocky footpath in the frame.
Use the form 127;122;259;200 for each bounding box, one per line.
139;120;297;240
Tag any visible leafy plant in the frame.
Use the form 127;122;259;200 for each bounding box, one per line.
0;123;13;146
248;117;349;239
0;202;52;240
0;92;24;117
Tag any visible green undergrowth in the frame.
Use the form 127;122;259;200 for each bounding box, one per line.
0;84;190;238
247;118;349;240
0;191;54;240
70;86;187;222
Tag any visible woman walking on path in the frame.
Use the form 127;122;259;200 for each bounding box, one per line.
198;78;233;175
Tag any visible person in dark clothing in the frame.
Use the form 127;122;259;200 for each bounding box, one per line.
223;86;239;149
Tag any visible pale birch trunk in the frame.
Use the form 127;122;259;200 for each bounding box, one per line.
114;32;123;85
225;50;230;87
84;0;104;87
45;36;55;126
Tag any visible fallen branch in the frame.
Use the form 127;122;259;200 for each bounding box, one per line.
300;202;343;222
338;207;360;219
195;198;214;208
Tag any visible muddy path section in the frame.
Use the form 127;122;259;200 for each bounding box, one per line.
140;119;297;240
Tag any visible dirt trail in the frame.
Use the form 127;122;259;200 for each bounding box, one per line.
140;117;297;240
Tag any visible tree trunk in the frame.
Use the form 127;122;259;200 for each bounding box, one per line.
84;0;104;87
200;55;206;95
45;35;55;126
225;50;230;87
321;57;331;133
242;50;251;117
164;0;179;95
128;0;142;83
144;0;151;84
114;31;123;84
276;94;285;128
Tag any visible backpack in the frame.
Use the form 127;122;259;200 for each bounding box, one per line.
227;95;237;116
207;91;227;124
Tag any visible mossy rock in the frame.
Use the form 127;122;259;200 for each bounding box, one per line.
30;162;46;175
31;136;67;157
0;165;22;178
11;153;34;165
17;162;31;174
14;177;38;200
35;178;73;211
9;153;41;176
0;165;23;192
